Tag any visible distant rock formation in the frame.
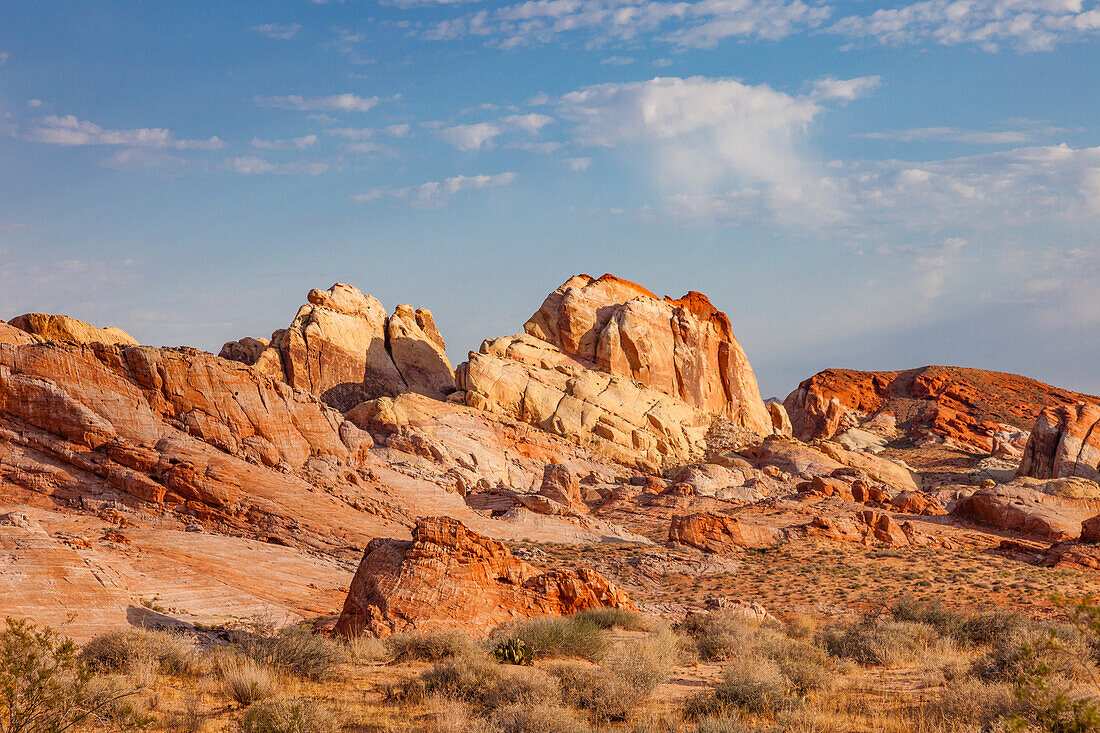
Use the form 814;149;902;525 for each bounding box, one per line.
8;313;138;346
1017;403;1100;483
525;274;772;434
334;516;636;637
668;512;783;553
784;366;1096;454
221;283;454;411
952;478;1100;541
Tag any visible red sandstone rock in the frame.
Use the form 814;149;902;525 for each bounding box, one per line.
1081;515;1100;544
539;464;584;509
1017;403;1100;483
891;491;947;516
8;313;138;346
784;366;1096;452
668;511;783;553
952;480;1100;541
334;516;636;636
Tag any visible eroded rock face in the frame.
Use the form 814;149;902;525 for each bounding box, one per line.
220;283;454;410
668;512;783;553
1017;403;1100;483
0;321;36;347
334;516;636;637
523;274;772;434
784;366;1096;453
460;334;712;471
952;480;1100;541
8;313;138;346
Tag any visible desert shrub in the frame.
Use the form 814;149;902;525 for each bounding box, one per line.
817;618;947;667
490;616;606;661
971;624;1094;683
217;654;276;706
407;653;501;705
83;677;157;729
573;607;648;631
891;596;1023;646
602;627;678;696
917;678;1017;728
236;625;346;681
165;694;207;733
714;658;791;715
544;660;633;722
1;617;150;733
344;633;388;664
753;632;836;694
385;631;477;663
489;701;587;733
81;628;199;676
692;716;764;733
425;695;482;733
236;696;337;733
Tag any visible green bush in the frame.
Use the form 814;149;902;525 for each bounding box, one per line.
1;617;146;733
236;696;337;733
490;616;606;662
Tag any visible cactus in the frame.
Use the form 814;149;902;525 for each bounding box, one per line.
493;638;534;666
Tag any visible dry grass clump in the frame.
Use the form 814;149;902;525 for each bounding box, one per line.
343;633;388;664
216;654;276;706
572;607;649;631
384;630;478;662
164;694;208;733
80;628;200;677
234;625;346;681
915;678;1017;729
714;658;791;716
489;701;587;733
970;622;1095;682
236;696;337;733
816;618;950;667
890;596;1023;646
490;616;607;661
545;659;634;722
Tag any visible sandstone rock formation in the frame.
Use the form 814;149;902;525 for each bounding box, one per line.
808;511;922;547
524;274;772;434
668;512;783;552
784;366;1096;453
334;516;636;636
221;283;454;410
0;321;36;347
1017;403;1100;483
952;479;1100;541
459;333;712;471
8;313;139;346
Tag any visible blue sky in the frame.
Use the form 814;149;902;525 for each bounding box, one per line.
1;0;1098;398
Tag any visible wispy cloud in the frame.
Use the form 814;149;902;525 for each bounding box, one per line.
601;55;636;65
857;126;1054;144
225;156;332;175
353;172;518;205
0;51;8;65
565;156;593;170
251;134;319;149
437;114;553;150
256;93;379;113
27;115;224;149
809;75;882;102
829;0;1100;51
249;23;302;40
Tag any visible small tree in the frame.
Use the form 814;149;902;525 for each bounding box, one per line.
0;617;143;733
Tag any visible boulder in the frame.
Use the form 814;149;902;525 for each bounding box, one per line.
523;274;772;434
539;464;584;510
8;313;138;346
668;512;783;553
1017;403;1100;483
0;321;36;347
768;402;793;437
334;516;636;636
808;511;920;547
952;480;1100;541
1081;515;1100;544
890;491;947;516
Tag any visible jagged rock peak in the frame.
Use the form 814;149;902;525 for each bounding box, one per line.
220;282;455;411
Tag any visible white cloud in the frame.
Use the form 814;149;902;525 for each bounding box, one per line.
257;93;379;113
601;55;637;64
251;134;318;149
225;156;332;175
327;127;374;140
438;122;502;150
809;75;882;101
353;172;518;204
27;99;42;108
27;115;224;149
386;124;412;137
0;52;8;65
249;23;302;39
829;0;1100;51
566;156;593;170
436;114;553;150
856;126;1064;144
